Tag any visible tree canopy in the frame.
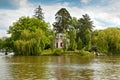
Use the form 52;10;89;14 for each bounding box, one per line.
8;16;48;40
8;16;50;55
34;5;44;20
93;28;120;54
14;29;47;55
76;14;93;50
2;6;120;56
53;8;72;33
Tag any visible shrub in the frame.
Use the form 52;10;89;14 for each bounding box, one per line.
53;49;63;56
79;50;95;56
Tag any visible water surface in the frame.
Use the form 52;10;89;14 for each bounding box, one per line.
0;55;120;80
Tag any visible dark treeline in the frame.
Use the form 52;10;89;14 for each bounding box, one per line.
0;5;120;55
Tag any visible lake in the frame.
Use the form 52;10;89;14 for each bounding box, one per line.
0;55;120;80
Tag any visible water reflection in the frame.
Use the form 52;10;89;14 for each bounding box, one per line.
0;55;120;80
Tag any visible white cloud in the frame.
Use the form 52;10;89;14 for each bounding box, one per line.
81;0;89;4
1;0;120;37
0;0;35;37
42;2;72;25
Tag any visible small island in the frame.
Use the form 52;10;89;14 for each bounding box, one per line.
0;5;120;56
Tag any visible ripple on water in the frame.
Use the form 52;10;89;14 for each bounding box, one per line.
1;56;120;80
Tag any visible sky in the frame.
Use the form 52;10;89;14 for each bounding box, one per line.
0;0;120;37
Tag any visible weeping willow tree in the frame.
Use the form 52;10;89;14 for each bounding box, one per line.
8;16;51;56
50;31;56;52
14;29;47;56
95;28;120;54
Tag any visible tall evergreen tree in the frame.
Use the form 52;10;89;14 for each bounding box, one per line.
77;14;93;50
53;8;72;33
34;5;44;20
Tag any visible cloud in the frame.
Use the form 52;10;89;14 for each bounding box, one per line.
81;0;89;4
0;0;33;9
42;2;71;24
0;0;35;37
1;0;120;37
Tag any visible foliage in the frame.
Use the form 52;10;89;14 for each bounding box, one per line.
96;30;108;53
77;37;82;50
91;30;99;46
0;37;13;52
68;28;77;51
8;16;49;40
50;31;56;52
95;28;120;54
14;29;47;55
84;29;92;50
62;30;69;51
42;49;52;55
79;50;95;56
53;48;63;56
34;5;44;20
76;14;93;50
53;8;72;33
71;17;78;30
90;46;98;52
0;7;102;56
0;38;3;50
8;16;50;55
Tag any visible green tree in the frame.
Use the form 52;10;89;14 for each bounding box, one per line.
91;30;99;46
34;5;44;20
95;28;120;54
84;29;92;50
96;30;108;53
50;31;55;52
53;8;72;32
62;29;69;51
8;16;48;41
14;29;47;56
0;38;2;50
71;17;78;30
77;37;82;50
68;28;77;51
8;16;50;55
0;37;13;54
77;14;93;50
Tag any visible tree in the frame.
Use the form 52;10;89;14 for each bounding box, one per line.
8;16;49;40
53;8;72;33
0;37;13;54
77;37;82;50
68;28;77;51
96;28;120;54
50;31;55;52
84;29;92;50
77;14;93;50
62;29;69;51
96;30;108;53
14;29;47;56
91;30;99;46
0;38;2;50
71;17;78;30
8;16;50;55
34;5;44;20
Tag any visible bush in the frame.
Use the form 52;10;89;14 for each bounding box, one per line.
53;49;63;56
79;50;95;56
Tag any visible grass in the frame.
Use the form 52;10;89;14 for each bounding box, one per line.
41;49;96;56
41;49;52;55
41;48;63;56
